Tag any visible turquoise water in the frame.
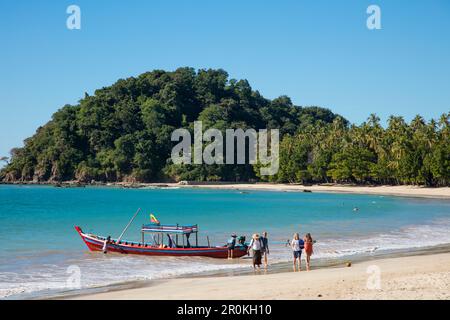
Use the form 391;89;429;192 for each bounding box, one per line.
0;185;449;298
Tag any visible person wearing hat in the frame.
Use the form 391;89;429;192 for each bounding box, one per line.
247;233;263;270
227;233;237;259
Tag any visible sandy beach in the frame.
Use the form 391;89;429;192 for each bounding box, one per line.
67;252;450;300
5;181;449;199
172;183;450;199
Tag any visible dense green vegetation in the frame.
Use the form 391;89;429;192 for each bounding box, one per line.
0;68;448;186
263;114;449;186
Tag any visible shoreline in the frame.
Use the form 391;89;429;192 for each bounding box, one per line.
63;249;450;300
179;183;450;199
37;244;450;301
2;182;450;199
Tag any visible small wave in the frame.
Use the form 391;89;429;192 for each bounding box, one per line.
291;219;450;260
0;255;250;299
260;218;450;262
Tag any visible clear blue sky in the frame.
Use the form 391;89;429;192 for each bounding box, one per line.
1;0;449;160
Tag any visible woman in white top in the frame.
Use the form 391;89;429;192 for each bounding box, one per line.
247;233;262;270
291;233;304;271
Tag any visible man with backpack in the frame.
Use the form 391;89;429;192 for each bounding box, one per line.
260;231;270;269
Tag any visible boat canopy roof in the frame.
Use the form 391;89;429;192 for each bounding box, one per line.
141;224;198;234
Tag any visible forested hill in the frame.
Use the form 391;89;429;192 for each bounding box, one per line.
0;68;344;183
0;68;448;186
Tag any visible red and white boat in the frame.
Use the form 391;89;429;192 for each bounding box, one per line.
75;218;248;259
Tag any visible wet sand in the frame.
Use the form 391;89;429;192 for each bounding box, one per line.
66;251;450;300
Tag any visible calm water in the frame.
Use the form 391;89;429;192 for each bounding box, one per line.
0;185;449;298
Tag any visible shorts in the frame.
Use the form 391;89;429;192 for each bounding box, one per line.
227;245;235;250
293;250;302;259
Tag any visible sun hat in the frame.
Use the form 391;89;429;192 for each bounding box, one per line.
231;233;237;238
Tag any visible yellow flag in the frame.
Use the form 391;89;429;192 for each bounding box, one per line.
150;214;159;224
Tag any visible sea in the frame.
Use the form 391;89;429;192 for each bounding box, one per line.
0;185;449;299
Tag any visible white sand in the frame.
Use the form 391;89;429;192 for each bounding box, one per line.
173;183;450;199
69;252;450;300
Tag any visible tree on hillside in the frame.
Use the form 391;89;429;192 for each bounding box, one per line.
1;68;448;186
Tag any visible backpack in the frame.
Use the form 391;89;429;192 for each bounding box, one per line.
299;239;305;250
260;237;267;250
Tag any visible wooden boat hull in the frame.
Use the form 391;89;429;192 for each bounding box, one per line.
75;226;247;259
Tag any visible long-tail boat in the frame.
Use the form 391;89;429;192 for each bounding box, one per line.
75;209;247;259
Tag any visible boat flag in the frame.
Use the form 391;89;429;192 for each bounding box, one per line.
150;213;160;225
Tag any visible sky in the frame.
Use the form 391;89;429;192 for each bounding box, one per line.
0;0;449;160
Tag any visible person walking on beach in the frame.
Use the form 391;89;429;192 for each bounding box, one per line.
248;234;263;271
291;233;304;271
227;233;237;259
260;231;270;269
304;233;314;271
